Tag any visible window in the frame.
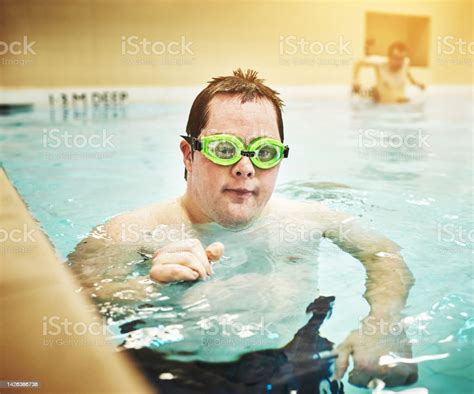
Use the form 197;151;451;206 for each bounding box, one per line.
365;11;431;67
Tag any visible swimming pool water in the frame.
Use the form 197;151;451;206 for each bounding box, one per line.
1;87;472;393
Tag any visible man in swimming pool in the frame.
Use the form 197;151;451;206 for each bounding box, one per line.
69;69;417;389
352;41;425;103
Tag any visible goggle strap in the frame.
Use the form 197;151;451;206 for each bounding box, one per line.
283;146;290;158
180;135;202;152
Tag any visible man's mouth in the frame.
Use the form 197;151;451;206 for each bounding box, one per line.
223;188;255;199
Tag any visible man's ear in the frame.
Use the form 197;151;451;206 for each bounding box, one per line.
180;139;192;175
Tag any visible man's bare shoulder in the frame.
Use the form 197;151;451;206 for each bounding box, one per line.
104;198;185;241
268;196;332;215
267;196;351;225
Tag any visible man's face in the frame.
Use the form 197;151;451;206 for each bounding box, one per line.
388;49;406;71
182;93;282;228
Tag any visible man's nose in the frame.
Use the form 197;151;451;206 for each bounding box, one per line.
231;156;255;178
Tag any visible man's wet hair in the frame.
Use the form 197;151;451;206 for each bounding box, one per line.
183;68;284;180
388;41;408;57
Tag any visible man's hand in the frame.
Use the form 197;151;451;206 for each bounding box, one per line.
352;83;361;94
407;71;425;91
149;239;224;284
334;316;418;388
416;82;425;90
369;87;381;102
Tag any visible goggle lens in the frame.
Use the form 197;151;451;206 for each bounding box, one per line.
257;144;279;163
182;134;289;169
209;140;238;160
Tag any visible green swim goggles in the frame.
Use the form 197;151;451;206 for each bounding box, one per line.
181;134;290;169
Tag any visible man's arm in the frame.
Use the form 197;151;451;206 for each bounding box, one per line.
67;202;177;300
352;58;381;93
310;204;417;387
67;224;156;300
67;200;218;298
407;70;425;90
67;199;178;298
322;210;414;318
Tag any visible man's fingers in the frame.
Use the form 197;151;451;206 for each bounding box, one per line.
155;238;200;256
333;344;351;380
151;239;224;280
150;263;199;283
154;238;212;275
206;242;224;262
192;240;213;275
153;251;207;278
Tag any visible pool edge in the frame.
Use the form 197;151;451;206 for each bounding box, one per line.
0;168;154;393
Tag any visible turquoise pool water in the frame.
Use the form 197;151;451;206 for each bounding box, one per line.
0;88;472;393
